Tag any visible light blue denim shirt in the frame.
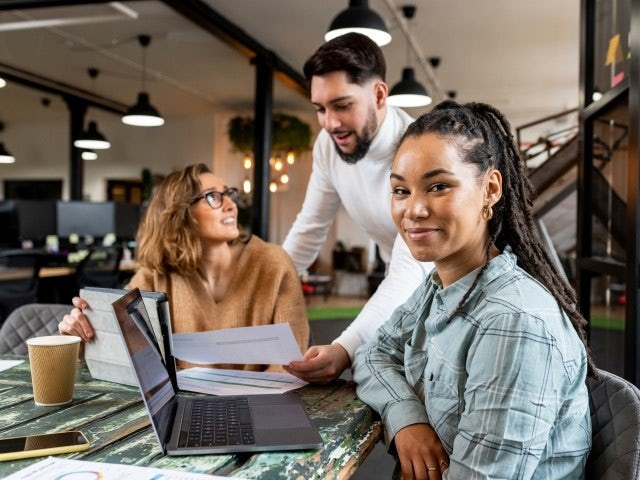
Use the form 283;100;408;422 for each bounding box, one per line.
353;247;591;479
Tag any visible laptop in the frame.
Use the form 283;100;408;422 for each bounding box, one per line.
111;287;323;455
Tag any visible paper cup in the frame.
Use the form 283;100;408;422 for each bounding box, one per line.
27;335;81;406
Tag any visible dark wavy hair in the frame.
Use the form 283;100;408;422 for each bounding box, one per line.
398;100;595;376
303;32;386;85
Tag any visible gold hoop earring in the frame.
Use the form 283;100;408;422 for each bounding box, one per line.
482;205;493;221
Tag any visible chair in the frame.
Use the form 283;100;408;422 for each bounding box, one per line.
0;250;43;325
76;245;123;289
586;368;640;480
0;303;71;355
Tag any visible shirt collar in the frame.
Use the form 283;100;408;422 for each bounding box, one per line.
428;246;518;317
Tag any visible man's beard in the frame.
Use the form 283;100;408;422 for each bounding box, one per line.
332;107;378;165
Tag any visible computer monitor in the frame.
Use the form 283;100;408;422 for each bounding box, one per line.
115;203;141;240
56;201;141;242
0;200;20;248
15;200;57;245
56;201;116;239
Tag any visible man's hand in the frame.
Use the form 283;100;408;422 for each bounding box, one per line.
58;296;95;342
394;424;449;480
284;343;351;383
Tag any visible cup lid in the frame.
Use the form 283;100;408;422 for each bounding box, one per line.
26;335;82;346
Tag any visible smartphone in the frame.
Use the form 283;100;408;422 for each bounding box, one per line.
0;431;90;461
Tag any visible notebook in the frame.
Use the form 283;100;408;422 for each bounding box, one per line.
80;286;173;387
111;287;323;455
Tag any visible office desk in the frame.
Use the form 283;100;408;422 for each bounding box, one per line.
39;262;139;279
0;355;383;479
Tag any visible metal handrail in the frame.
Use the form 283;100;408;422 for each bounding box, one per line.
516;108;579;169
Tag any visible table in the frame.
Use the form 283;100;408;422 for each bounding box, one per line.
0;355;383;479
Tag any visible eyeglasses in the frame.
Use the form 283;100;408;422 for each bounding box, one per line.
192;187;239;209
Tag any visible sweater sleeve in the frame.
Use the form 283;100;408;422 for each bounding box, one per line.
282;135;342;274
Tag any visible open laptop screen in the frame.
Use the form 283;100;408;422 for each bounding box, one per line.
112;288;175;443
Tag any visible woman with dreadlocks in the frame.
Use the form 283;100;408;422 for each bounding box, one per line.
353;100;594;480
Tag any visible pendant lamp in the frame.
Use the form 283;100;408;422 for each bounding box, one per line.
0;122;15;164
387;6;431;108
122;35;164;127
0;142;15;163
74;121;110;150
81;150;98;160
325;0;391;46
74;68;111;150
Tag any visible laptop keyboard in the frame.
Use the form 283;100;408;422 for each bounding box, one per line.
179;397;255;447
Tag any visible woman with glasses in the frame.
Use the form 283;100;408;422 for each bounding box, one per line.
59;163;309;372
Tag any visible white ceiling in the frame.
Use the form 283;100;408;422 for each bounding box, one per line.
0;0;581;137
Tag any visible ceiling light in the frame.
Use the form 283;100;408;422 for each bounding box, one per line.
122;92;164;126
0;77;6;88
81;150;98;160
74;68;111;150
0;122;15;163
122;34;164;127
0;142;15;163
592;89;603;102
74;121;111;150
325;0;391;46
387;67;432;107
387;6;431;108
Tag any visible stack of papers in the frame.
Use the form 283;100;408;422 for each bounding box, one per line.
172;323;308;395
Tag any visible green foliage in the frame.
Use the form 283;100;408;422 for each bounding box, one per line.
228;113;311;153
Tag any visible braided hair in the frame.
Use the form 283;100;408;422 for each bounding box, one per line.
399;100;595;376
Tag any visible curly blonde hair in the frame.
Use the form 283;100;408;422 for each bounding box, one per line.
135;163;212;275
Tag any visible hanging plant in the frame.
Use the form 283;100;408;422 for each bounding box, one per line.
227;113;312;153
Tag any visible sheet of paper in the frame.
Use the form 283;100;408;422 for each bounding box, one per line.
171;323;303;365
177;367;307;396
3;456;244;480
0;359;23;372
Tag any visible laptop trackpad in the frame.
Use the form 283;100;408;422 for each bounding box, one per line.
252;404;312;429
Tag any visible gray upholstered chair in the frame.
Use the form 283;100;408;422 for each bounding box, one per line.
586;368;640;480
0;303;71;355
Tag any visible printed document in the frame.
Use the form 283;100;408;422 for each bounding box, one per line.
171;323;303;365
177;367;307;396
2;456;245;479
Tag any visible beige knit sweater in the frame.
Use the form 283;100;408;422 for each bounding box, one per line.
127;235;309;372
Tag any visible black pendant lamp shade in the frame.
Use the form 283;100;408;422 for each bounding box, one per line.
122;91;164;127
122;34;164;127
0;142;15;163
387;67;432;107
0;122;15;163
74;120;111;150
325;0;391;46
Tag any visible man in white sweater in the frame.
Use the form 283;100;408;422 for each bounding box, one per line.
283;33;433;382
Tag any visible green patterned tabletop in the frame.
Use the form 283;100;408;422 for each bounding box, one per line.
0;355;382;479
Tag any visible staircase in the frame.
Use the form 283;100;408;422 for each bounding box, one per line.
517;109;627;278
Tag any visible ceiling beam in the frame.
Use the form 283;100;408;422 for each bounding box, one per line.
0;61;127;114
0;0;128;9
